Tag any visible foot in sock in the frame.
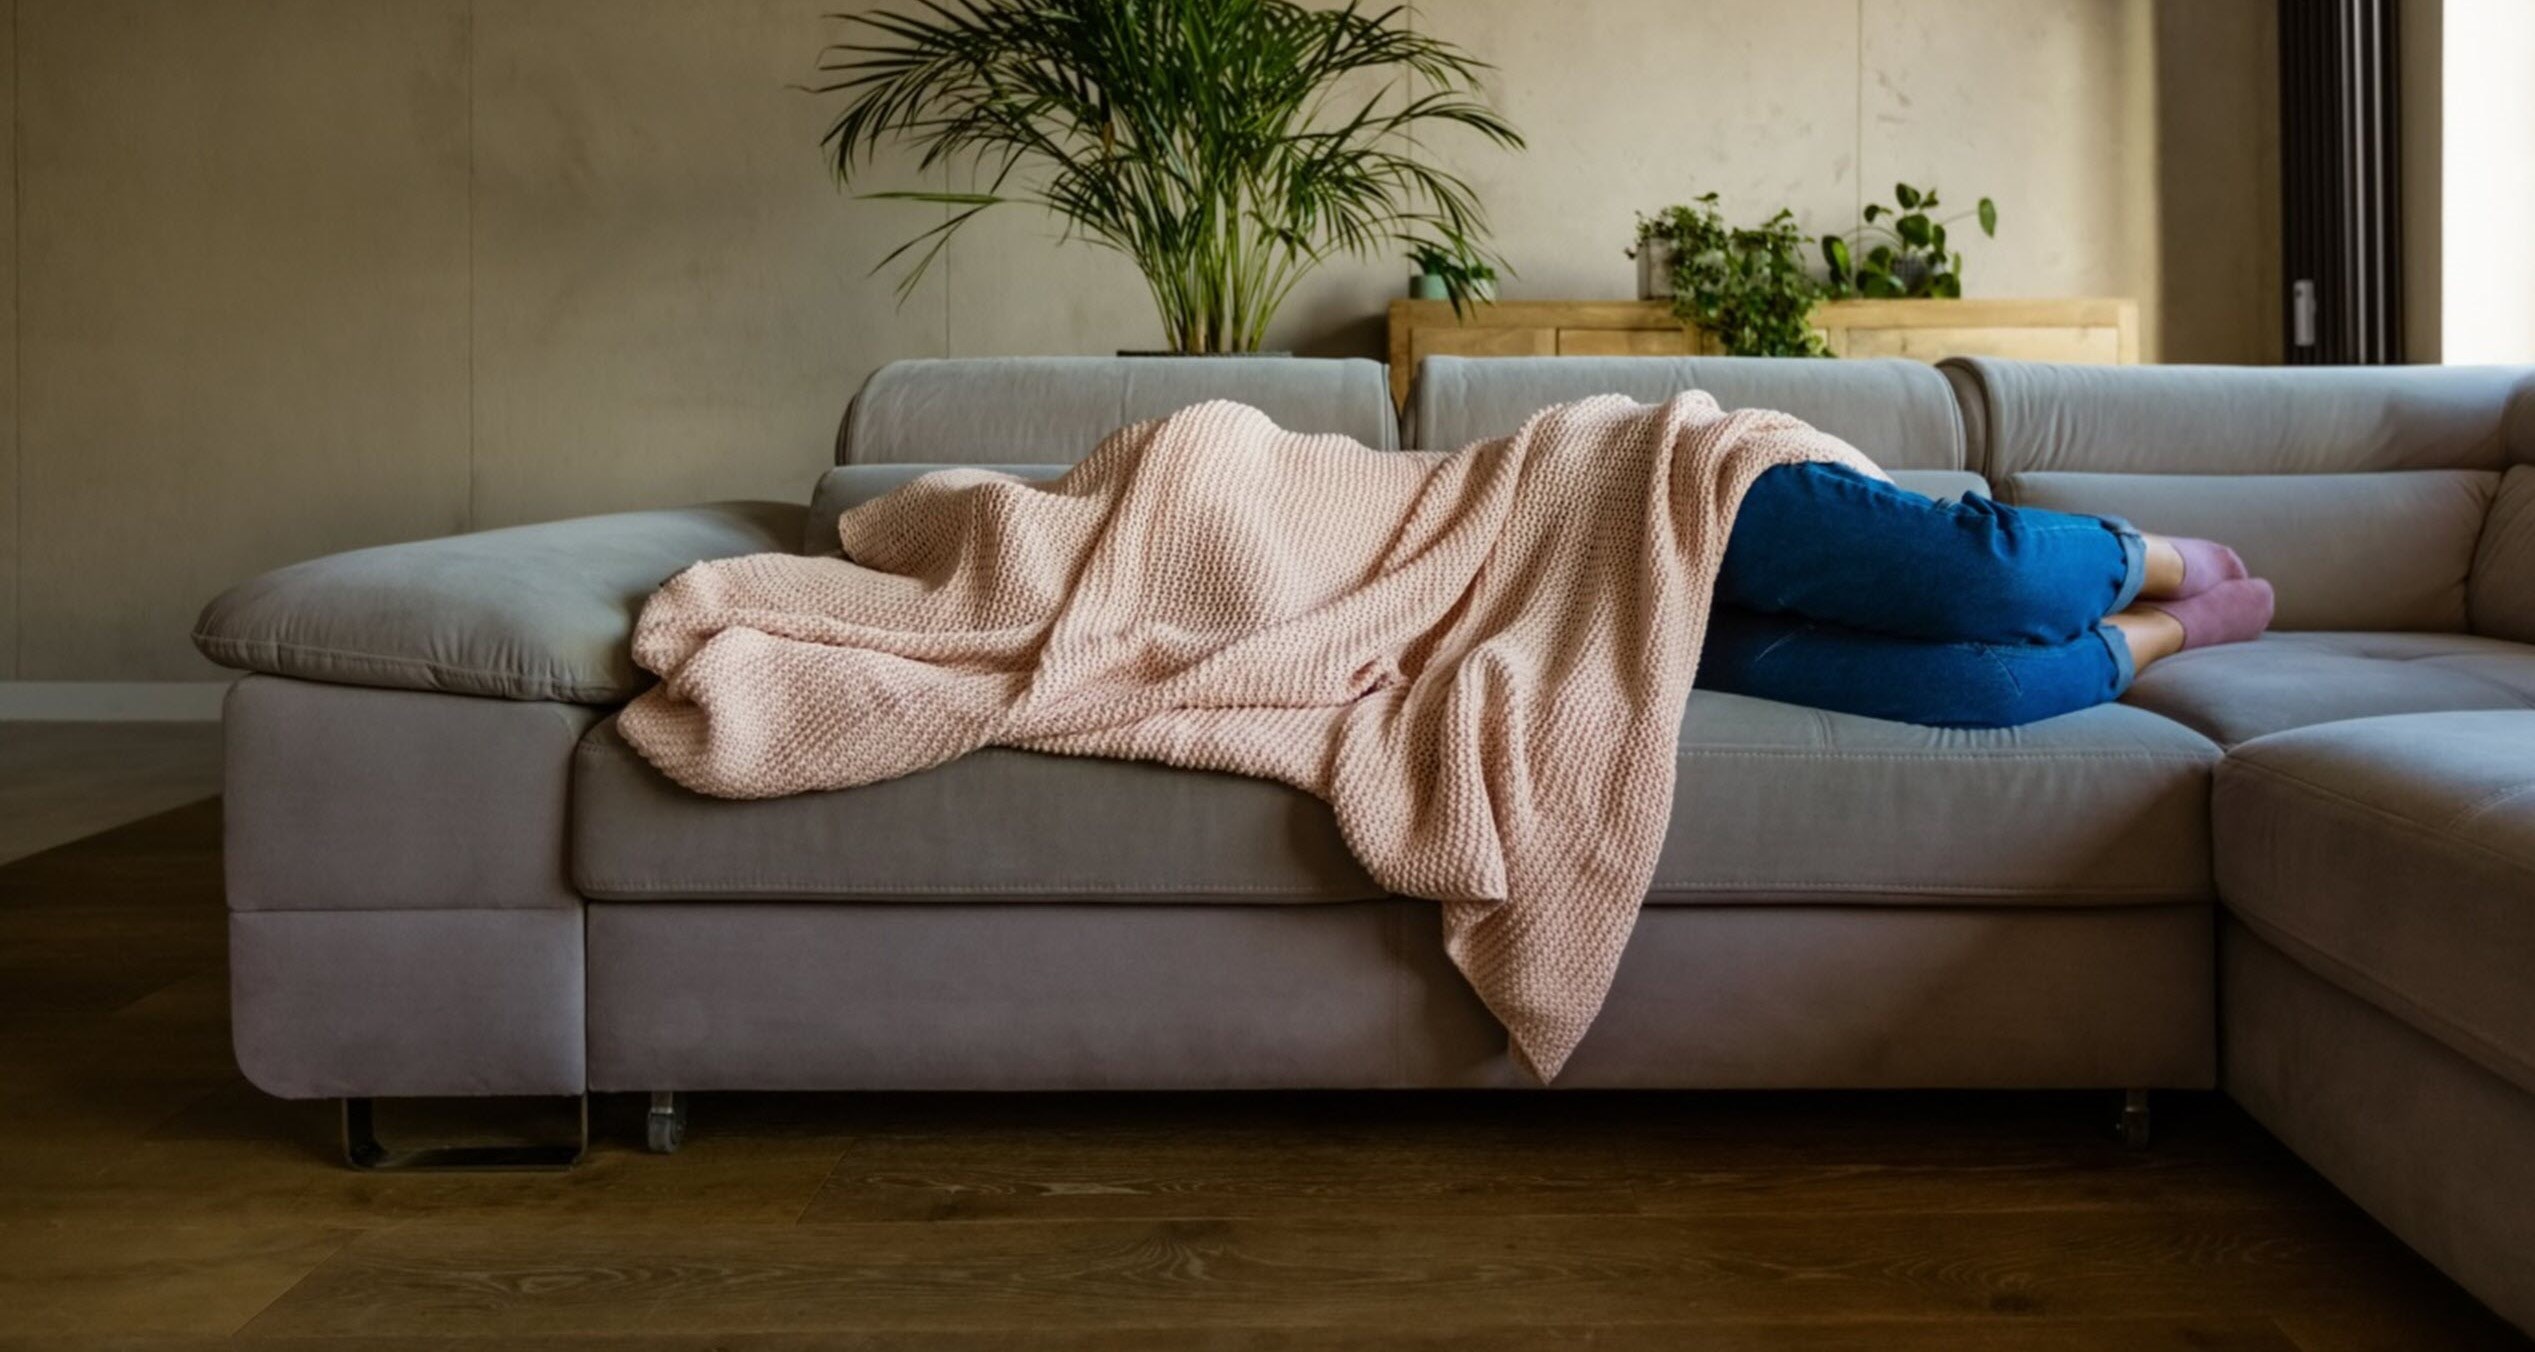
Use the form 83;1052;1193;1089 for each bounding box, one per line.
2142;576;2274;650
2143;535;2249;599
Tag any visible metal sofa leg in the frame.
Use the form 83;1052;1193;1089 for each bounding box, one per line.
2119;1088;2152;1149
646;1091;688;1155
341;1096;588;1171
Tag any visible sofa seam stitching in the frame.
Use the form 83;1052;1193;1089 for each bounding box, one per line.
194;630;629;704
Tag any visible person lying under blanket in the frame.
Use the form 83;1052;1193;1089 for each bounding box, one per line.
617;393;2270;1080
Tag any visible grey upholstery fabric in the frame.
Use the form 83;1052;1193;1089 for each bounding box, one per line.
804;463;1071;554
231;908;585;1099
574;718;1380;903
2223;922;2535;1333
838;356;1397;465
2124;632;2535;746
2007;470;2496;632
225;676;596;911
2512;374;2535;466
195;502;802;703
2473;465;2535;644
804;465;1989;555
572;692;2214;905
1945;358;2527;477
1884;469;1992;502
2514;375;2535;464
586;901;2212;1091
1657;694;2214;903
2215;712;2535;1093
1407;356;1964;468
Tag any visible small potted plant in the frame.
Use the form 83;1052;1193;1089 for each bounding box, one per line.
1631;194;1829;358
1822;182;1998;299
1408;244;1500;313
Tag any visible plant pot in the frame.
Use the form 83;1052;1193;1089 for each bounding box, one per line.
1408;273;1450;301
1114;350;1294;358
1635;240;1676;300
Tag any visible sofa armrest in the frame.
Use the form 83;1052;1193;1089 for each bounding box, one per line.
195;501;804;704
805;464;1069;554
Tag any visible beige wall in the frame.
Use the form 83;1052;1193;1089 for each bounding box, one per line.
2402;0;2442;363
2155;0;2282;365
1;0;16;680
17;0;475;682
2;0;2265;682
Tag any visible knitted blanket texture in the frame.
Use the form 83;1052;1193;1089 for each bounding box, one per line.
620;393;1880;1079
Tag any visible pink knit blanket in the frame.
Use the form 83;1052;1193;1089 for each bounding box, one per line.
621;393;1879;1079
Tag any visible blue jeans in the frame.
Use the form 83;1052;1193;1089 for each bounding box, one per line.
1700;463;2147;728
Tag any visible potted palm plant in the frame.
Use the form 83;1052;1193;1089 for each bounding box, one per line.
816;0;1522;355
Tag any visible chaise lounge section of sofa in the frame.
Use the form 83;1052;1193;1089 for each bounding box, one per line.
1944;356;2535;1330
193;353;2535;1332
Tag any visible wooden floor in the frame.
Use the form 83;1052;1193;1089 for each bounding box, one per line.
0;721;222;864
0;797;2525;1350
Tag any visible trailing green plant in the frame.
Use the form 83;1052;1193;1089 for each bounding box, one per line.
815;0;1524;354
1823;182;1997;299
1632;194;1828;358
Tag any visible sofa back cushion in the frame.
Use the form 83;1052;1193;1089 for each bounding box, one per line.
1944;358;2525;478
1950;359;2535;634
804;464;1068;553
2475;466;2535;642
1408;356;1966;470
838;357;1397;465
2009;470;2497;632
803;466;1988;555
2466;381;2535;641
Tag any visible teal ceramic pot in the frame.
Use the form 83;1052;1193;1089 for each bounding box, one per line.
1409;273;1450;301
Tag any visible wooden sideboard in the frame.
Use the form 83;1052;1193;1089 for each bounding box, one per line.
1384;297;2140;408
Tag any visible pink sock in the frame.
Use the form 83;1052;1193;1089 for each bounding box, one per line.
2164;537;2249;598
2144;577;2275;650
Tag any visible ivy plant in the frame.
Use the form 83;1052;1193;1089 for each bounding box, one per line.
1632;194;1828;358
1823;182;1997;299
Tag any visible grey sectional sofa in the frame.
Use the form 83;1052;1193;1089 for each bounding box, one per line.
194;354;2535;1332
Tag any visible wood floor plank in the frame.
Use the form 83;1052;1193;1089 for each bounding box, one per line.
0;1315;2306;1351
0;1092;850;1230
238;1207;2447;1339
802;1090;2327;1224
0;800;2522;1348
0;1222;355;1337
0;722;221;865
2276;1301;2535;1352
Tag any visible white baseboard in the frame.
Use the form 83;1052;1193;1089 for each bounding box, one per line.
0;681;233;721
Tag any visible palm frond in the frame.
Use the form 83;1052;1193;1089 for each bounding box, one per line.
816;0;1523;352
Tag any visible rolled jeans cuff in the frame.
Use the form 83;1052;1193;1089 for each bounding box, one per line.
2094;620;2138;697
2103;516;2148;615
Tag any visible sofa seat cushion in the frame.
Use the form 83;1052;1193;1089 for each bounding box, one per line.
571;693;2217;906
2216;712;2535;1093
2125;632;2535;747
575;719;1385;904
